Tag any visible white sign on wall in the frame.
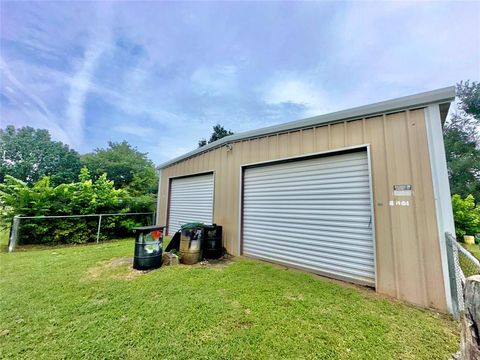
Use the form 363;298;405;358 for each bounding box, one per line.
393;184;412;196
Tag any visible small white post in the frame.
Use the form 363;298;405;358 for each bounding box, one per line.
96;215;102;243
8;216;20;253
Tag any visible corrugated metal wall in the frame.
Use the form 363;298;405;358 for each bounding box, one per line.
157;108;447;311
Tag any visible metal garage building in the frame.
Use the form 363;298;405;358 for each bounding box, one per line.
156;87;457;314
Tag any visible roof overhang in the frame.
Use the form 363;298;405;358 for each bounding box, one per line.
158;86;456;169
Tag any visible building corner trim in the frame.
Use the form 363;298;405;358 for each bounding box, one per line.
424;104;457;316
155;169;162;226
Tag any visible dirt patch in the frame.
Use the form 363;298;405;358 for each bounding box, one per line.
286;293;304;301
195;254;234;269
84;257;148;281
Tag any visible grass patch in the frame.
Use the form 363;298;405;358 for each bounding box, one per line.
462;243;480;261
0;228;8;252
0;239;458;359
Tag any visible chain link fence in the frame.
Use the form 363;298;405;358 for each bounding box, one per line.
7;212;155;253
446;232;480;314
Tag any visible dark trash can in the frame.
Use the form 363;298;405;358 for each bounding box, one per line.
133;225;165;270
203;224;223;259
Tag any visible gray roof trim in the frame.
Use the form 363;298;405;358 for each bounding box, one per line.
158;86;455;169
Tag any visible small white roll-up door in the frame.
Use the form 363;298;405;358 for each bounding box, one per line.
242;151;375;286
167;173;214;235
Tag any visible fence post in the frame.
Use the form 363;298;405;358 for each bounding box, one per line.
8;216;20;253
96;215;102;244
445;232;461;318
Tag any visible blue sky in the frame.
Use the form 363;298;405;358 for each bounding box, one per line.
1;1;479;164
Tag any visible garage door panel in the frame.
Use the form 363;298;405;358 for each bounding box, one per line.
245;181;370;193
245;204;372;212
245;191;371;200
246;160;368;180
168;173;213;235
246;155;367;173
244;243;375;271
244;217;373;232
243;226;373;244
244;247;375;284
243;228;373;252
244;172;370;188
245;208;371;218
242;151;375;286
243;231;374;257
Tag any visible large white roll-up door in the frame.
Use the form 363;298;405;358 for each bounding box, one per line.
167;173;214;235
242;151;375;286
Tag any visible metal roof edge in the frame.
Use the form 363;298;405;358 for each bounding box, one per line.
157;86;455;169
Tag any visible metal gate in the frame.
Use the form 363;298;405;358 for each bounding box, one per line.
242;150;375;286
167;173;214;235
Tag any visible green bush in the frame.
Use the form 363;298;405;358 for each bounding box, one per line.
0;168;155;245
451;194;480;239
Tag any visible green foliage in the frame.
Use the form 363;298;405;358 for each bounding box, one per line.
198;124;234;147
456;80;480;118
444;81;480;201
0;125;81;185
81;141;158;195
444;126;480;199
451;194;480;239
0;170;153;245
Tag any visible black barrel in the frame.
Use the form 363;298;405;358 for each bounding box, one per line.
203;224;223;259
133;225;165;270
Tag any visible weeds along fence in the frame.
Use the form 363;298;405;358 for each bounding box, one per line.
8;212;155;253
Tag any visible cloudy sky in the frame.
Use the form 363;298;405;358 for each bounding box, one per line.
1;1;479;164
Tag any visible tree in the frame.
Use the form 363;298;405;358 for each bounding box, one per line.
444;81;480;201
0;126;81;185
198;124;234;147
81;141;158;195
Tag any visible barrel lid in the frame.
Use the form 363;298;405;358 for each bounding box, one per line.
133;225;166;232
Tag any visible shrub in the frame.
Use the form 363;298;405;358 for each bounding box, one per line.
0;168;155;245
451;194;480;239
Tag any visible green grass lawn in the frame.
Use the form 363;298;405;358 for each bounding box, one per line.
0;239;458;359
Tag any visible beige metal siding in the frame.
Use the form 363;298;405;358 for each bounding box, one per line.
157;108;447;312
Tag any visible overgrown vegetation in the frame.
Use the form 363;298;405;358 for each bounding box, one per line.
446;81;480;240
0;239;459;359
452;194;480;239
0;169;153;245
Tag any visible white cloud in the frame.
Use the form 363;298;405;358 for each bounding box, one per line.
113;124;155;137
191;65;238;95
65;4;113;148
263;78;331;116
